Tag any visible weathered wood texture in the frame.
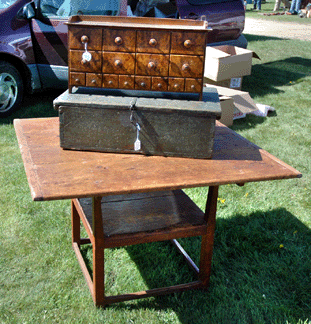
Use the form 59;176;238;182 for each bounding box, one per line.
53;89;221;159
14;118;302;202
14;117;302;307
67;15;209;94
71;187;218;306
78;190;206;243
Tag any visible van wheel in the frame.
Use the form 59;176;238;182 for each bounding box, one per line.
0;61;24;117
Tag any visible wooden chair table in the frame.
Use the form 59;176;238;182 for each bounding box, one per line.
14;117;301;307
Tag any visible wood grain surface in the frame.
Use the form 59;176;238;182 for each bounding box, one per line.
14;118;301;201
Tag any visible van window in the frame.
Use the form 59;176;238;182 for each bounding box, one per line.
0;0;18;9
40;0;120;17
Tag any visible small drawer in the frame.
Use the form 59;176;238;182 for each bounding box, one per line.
102;52;135;75
70;72;86;86
135;76;151;90
69;26;102;50
169;55;204;78
119;75;135;89
86;73;102;87
70;50;102;72
136;30;170;54
136;54;169;76
103;29;136;52
170;32;206;55
168;78;185;92
185;78;202;93
102;74;119;88
151;77;168;91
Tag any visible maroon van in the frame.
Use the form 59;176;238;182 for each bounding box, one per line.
0;0;246;116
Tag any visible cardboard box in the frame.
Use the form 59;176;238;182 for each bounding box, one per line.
219;96;234;126
206;85;258;122
204;76;243;90
204;45;259;82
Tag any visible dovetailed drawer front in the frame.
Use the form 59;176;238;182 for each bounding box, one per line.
119;75;135;89
86;73;102;87
70;50;102;72
168;78;185;92
69;27;102;50
135;76;151;90
136;54;169;76
169;55;204;78
185;78;202;93
151;77;168;91
102;74;119;88
102;52;135;75
103;29;136;52
70;72;85;86
170;32;206;55
136;30;170;54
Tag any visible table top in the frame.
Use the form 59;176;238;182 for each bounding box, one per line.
14;117;301;201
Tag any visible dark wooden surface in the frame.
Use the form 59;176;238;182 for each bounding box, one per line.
54;91;219;159
67;15;208;94
14;116;301;307
79;190;205;237
14;117;301;201
71;186;219;306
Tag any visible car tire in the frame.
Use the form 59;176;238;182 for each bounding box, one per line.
0;61;24;117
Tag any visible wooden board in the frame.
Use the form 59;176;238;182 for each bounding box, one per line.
14;118;302;201
67;15;210;94
78;190;205;237
53;89;221;159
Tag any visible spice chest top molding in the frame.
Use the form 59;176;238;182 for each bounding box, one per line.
66;15;209;30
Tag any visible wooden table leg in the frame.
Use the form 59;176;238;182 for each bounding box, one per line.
199;186;219;289
92;196;106;307
71;199;81;246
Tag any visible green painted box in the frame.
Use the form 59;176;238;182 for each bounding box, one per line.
53;88;221;159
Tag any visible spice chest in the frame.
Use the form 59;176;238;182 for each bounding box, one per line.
53;88;221;159
67;15;210;97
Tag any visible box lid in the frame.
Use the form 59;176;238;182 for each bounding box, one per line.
53;90;137;110
206;85;258;114
53;89;221;117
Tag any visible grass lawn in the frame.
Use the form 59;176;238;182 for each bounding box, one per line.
1;25;311;324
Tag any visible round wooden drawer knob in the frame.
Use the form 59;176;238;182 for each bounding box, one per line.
148;61;156;69
81;35;89;43
184;39;192;48
182;63;190;71
114;59;122;67
115;37;123;45
149;38;157;46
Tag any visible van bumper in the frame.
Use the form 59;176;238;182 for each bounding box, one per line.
207;34;248;49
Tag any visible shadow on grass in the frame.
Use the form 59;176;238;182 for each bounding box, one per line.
243;57;310;98
112;208;311;323
243;34;311;99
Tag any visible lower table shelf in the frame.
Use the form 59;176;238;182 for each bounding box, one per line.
75;189;207;248
71;187;218;306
